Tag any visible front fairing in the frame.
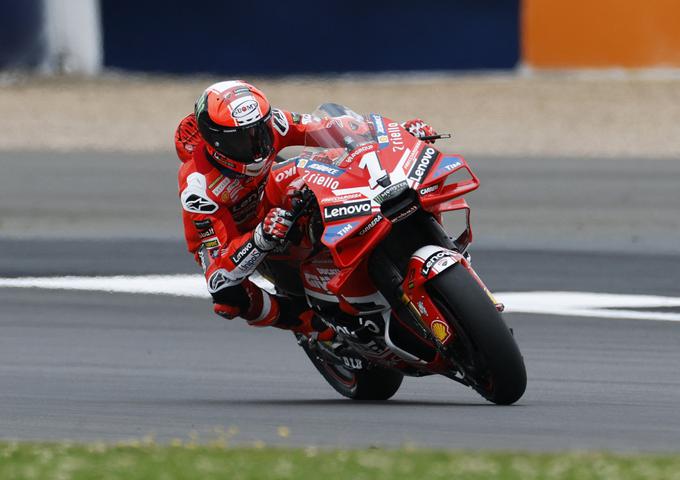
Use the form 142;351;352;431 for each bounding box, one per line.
269;105;479;267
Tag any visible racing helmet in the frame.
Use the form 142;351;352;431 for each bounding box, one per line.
195;80;274;177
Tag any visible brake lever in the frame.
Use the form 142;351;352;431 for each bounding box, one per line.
419;133;451;142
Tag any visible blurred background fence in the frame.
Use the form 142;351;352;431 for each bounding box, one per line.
4;0;680;75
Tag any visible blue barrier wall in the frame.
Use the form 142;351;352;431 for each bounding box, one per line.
0;0;44;69
101;0;519;74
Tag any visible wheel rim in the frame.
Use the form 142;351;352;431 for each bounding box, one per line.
323;363;357;388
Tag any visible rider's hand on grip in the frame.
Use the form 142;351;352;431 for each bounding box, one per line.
402;118;437;144
254;207;294;252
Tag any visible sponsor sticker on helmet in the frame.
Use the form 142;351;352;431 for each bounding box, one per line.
231;98;259;119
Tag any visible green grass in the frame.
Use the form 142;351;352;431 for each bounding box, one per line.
1;442;679;480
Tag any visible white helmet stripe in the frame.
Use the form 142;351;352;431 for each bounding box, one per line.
208;80;245;93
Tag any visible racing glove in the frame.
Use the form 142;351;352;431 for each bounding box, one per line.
253;207;294;252
402;118;437;144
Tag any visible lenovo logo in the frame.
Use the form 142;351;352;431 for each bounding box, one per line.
323;201;372;221
408;146;438;183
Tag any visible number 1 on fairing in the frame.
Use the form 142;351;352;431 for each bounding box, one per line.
358;151;388;189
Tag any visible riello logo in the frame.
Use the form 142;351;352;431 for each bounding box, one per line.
323;200;372;221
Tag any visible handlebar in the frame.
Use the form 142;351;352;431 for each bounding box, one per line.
419;133;451;142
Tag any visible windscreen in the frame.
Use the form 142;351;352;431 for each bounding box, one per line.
300;105;377;166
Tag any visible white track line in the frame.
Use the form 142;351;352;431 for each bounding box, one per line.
499;291;680;322
0;274;210;298
1;275;679;322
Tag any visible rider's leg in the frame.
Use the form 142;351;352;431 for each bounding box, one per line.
212;278;334;340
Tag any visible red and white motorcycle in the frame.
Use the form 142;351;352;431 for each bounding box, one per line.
260;104;526;405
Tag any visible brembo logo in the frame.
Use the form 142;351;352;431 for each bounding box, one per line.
323;200;371;221
232;99;258;119
408;146;438;183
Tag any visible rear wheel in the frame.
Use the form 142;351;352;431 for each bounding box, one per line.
427;263;527;405
299;338;403;400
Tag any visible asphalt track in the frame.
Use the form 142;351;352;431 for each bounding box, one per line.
1;152;679;450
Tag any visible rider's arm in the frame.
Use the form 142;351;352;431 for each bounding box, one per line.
175;113;202;164
180;172;290;295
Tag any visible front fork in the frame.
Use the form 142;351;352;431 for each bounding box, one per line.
401;246;504;347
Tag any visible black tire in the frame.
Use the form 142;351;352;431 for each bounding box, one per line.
427;263;527;405
299;339;403;400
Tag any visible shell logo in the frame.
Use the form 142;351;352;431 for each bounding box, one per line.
430;319;451;343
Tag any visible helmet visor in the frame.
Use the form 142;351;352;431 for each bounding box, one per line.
207;115;274;163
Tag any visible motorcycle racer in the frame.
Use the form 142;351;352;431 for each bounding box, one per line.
175;80;436;336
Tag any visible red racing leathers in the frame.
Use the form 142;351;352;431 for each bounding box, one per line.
176;109;318;328
176;108;436;330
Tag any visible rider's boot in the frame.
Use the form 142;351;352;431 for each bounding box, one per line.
213;281;334;340
273;297;335;341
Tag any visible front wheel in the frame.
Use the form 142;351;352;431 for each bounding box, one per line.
298;338;403;400
427;263;527;405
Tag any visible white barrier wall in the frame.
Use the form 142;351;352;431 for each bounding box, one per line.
42;0;102;74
